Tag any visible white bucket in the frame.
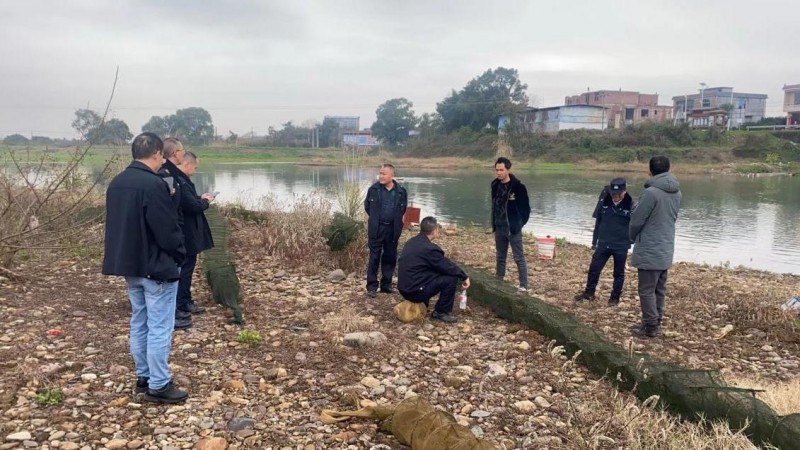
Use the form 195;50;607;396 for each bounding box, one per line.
536;236;556;260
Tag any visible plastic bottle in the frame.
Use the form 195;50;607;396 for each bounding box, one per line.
458;289;467;310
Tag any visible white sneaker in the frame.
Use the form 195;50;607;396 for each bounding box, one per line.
518;286;528;293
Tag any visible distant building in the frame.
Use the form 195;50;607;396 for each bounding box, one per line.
565;90;672;127
499;105;608;134
783;84;800;126
673;87;767;127
324;116;360;131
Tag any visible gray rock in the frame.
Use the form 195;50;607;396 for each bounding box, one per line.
470;426;484;438
328;269;346;282
470;410;491;418
226;417;256;432
344;332;388;348
199;417;215;430
6;431;32;441
274;270;287;279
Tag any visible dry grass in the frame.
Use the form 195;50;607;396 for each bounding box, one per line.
729;376;800;416
320;304;375;334
547;345;771;450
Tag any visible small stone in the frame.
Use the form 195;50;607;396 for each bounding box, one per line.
487;364;507;378
235;429;255;438
344;332;388;348
516;341;531;351
6;431;32;441
327;269;346;282
81;373;97;382
194;437;227;450
274;270;287;279
105;439;128;450
127;440;144;449
762;345;774;352
534;396;551;408
225;380;245;391
49;431;66;441
198;417;215;429
101;427;116;435
470;410;491;418
360;376;381;389
226;417;255;432
61;443;80;450
294;352;306;362
470;426;484;438
513;400;537;413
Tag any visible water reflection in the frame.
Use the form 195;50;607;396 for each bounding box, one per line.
193;163;800;274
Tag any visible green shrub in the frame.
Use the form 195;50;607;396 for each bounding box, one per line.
237;330;262;345
35;386;64;406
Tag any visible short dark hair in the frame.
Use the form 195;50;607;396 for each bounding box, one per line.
495;157;512;169
183;151;198;164
381;163;395;173
163;137;183;158
420;216;438;234
649;156;670;175
131;132;163;160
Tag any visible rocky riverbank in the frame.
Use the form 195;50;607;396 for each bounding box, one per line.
1;221;796;449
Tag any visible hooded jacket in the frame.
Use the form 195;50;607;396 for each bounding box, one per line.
490;174;531;235
630;172;682;270
592;192;633;251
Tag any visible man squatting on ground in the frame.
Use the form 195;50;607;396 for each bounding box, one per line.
491;157;531;292
102;132;188;403
364;163;407;298
574;177;633;306
398;216;470;324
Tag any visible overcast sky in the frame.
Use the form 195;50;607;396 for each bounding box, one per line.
1;0;796;139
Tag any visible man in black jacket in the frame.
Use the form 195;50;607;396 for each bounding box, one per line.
491;157;531;291
398;216;470;323
363;164;408;298
159;138;192;329
176;151;215;316
102;132;188;404
575;178;633;306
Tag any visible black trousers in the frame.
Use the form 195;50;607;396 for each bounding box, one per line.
402;275;458;314
585;247;627;300
177;253;197;312
366;224;398;292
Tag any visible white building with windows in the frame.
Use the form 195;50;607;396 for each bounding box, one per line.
673;87;767;127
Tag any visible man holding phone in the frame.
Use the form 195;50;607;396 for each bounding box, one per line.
175;151;215;319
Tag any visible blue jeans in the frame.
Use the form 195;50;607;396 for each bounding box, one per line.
495;231;528;289
126;277;178;390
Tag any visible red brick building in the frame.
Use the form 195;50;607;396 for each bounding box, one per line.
564;90;673;128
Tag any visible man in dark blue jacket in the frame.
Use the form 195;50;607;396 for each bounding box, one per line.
102;132;188;404
363;164;408;298
398;216;470;323
491;157;531;291
575;178;633;306
175;151;215;317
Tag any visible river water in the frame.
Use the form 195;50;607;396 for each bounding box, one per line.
192;163;800;274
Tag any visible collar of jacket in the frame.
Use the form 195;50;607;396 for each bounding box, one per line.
602;192;633;208
492;173;520;189
129;160;158;174
372;179;404;192
162;159;187;178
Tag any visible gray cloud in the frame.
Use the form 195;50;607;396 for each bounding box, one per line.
0;0;796;138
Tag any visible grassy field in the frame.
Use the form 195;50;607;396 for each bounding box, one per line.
1;142;792;175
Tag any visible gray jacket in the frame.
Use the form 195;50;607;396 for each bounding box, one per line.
630;172;682;270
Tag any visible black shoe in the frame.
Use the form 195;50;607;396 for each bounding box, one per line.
185;303;206;314
632;323;660;338
608;298;620;307
175;310;191;320
143;381;188;404
135;377;149;394
431;311;458;323
574;292;595;303
366;290;377;298
379;287;396;294
174;317;193;330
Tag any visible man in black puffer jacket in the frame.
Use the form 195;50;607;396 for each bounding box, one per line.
491;157;531;292
575;178;633;306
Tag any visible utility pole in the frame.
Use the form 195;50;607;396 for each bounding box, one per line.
728;88;735;131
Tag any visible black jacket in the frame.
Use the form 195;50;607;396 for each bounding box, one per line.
364;181;408;241
158;159;184;225
175;170;214;256
592;192;633;251
398;233;468;296
491;174;531;235
102;161;186;281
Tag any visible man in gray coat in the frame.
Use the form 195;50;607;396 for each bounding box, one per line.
629;156;681;338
